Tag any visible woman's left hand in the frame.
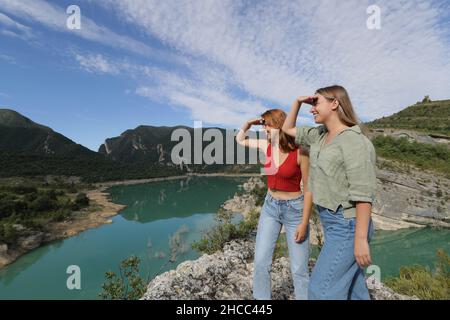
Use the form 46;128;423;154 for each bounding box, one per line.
354;237;372;268
294;222;308;243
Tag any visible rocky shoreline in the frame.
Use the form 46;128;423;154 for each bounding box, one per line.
142;238;417;300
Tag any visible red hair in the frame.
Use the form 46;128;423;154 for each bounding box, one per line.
261;109;297;153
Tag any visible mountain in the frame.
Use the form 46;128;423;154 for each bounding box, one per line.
0;109;258;182
367;98;450;137
0;109;98;157
0;109;50;130
0;109;182;182
98;125;261;173
99;125;189;163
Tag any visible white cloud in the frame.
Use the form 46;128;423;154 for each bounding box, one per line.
73;51;268;127
136;77;268;127
93;0;450;122
0;0;182;64
0;12;33;40
75;54;120;75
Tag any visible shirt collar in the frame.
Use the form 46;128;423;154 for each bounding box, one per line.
343;125;361;134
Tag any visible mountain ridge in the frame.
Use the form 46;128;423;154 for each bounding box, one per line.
367;98;450;136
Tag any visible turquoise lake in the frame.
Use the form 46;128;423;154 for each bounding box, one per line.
0;176;448;299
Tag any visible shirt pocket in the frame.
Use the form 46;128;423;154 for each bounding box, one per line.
317;149;343;178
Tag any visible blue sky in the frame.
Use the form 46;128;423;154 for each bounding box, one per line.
0;0;449;151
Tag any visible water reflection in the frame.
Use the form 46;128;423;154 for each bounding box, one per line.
111;177;244;223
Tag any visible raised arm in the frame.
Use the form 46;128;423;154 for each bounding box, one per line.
236;118;268;151
283;98;304;137
282;96;322;146
283;96;316;137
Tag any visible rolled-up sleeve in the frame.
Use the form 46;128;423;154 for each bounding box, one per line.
295;126;324;146
341;134;377;204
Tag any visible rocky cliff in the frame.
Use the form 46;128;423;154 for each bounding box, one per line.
142;239;417;300
222;165;450;232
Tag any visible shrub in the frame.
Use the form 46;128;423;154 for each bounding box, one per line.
74;192;89;208
99;256;147;300
250;183;267;206
0;223;20;245
51;209;71;222
29;193;57;212
192;208;260;255
10;185;37;195
385;249;450;300
0;198;17;219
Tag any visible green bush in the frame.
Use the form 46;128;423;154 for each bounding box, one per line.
75;192;89;208
0;223;20;245
29;193;57;212
99;256;147;300
51;209;71;222
9;185;37;195
250;182;267;206
192;208;260;255
385;249;450;300
0;198;17;219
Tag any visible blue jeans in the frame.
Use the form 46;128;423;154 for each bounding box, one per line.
253;193;310;300
309;204;374;300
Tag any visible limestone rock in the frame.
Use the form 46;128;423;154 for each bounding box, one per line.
142;239;417;300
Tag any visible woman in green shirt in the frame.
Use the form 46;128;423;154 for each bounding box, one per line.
282;85;377;300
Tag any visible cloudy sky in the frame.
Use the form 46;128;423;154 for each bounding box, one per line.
0;0;449;151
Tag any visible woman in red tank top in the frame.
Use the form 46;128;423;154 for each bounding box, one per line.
236;109;313;300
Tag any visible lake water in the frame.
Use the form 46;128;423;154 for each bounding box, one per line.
0;176;448;299
0;176;246;300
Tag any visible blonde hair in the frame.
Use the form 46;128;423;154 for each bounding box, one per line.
316;85;359;126
261;109;297;153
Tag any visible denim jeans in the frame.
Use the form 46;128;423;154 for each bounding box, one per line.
309;204;374;300
253;193;310;300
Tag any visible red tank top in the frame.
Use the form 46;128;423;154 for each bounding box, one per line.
264;144;302;192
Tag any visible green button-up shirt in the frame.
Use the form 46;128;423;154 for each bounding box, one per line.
295;125;377;218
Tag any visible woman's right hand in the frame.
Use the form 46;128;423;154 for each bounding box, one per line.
296;95;316;105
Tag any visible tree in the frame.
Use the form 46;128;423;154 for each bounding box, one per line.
75;192;89;208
